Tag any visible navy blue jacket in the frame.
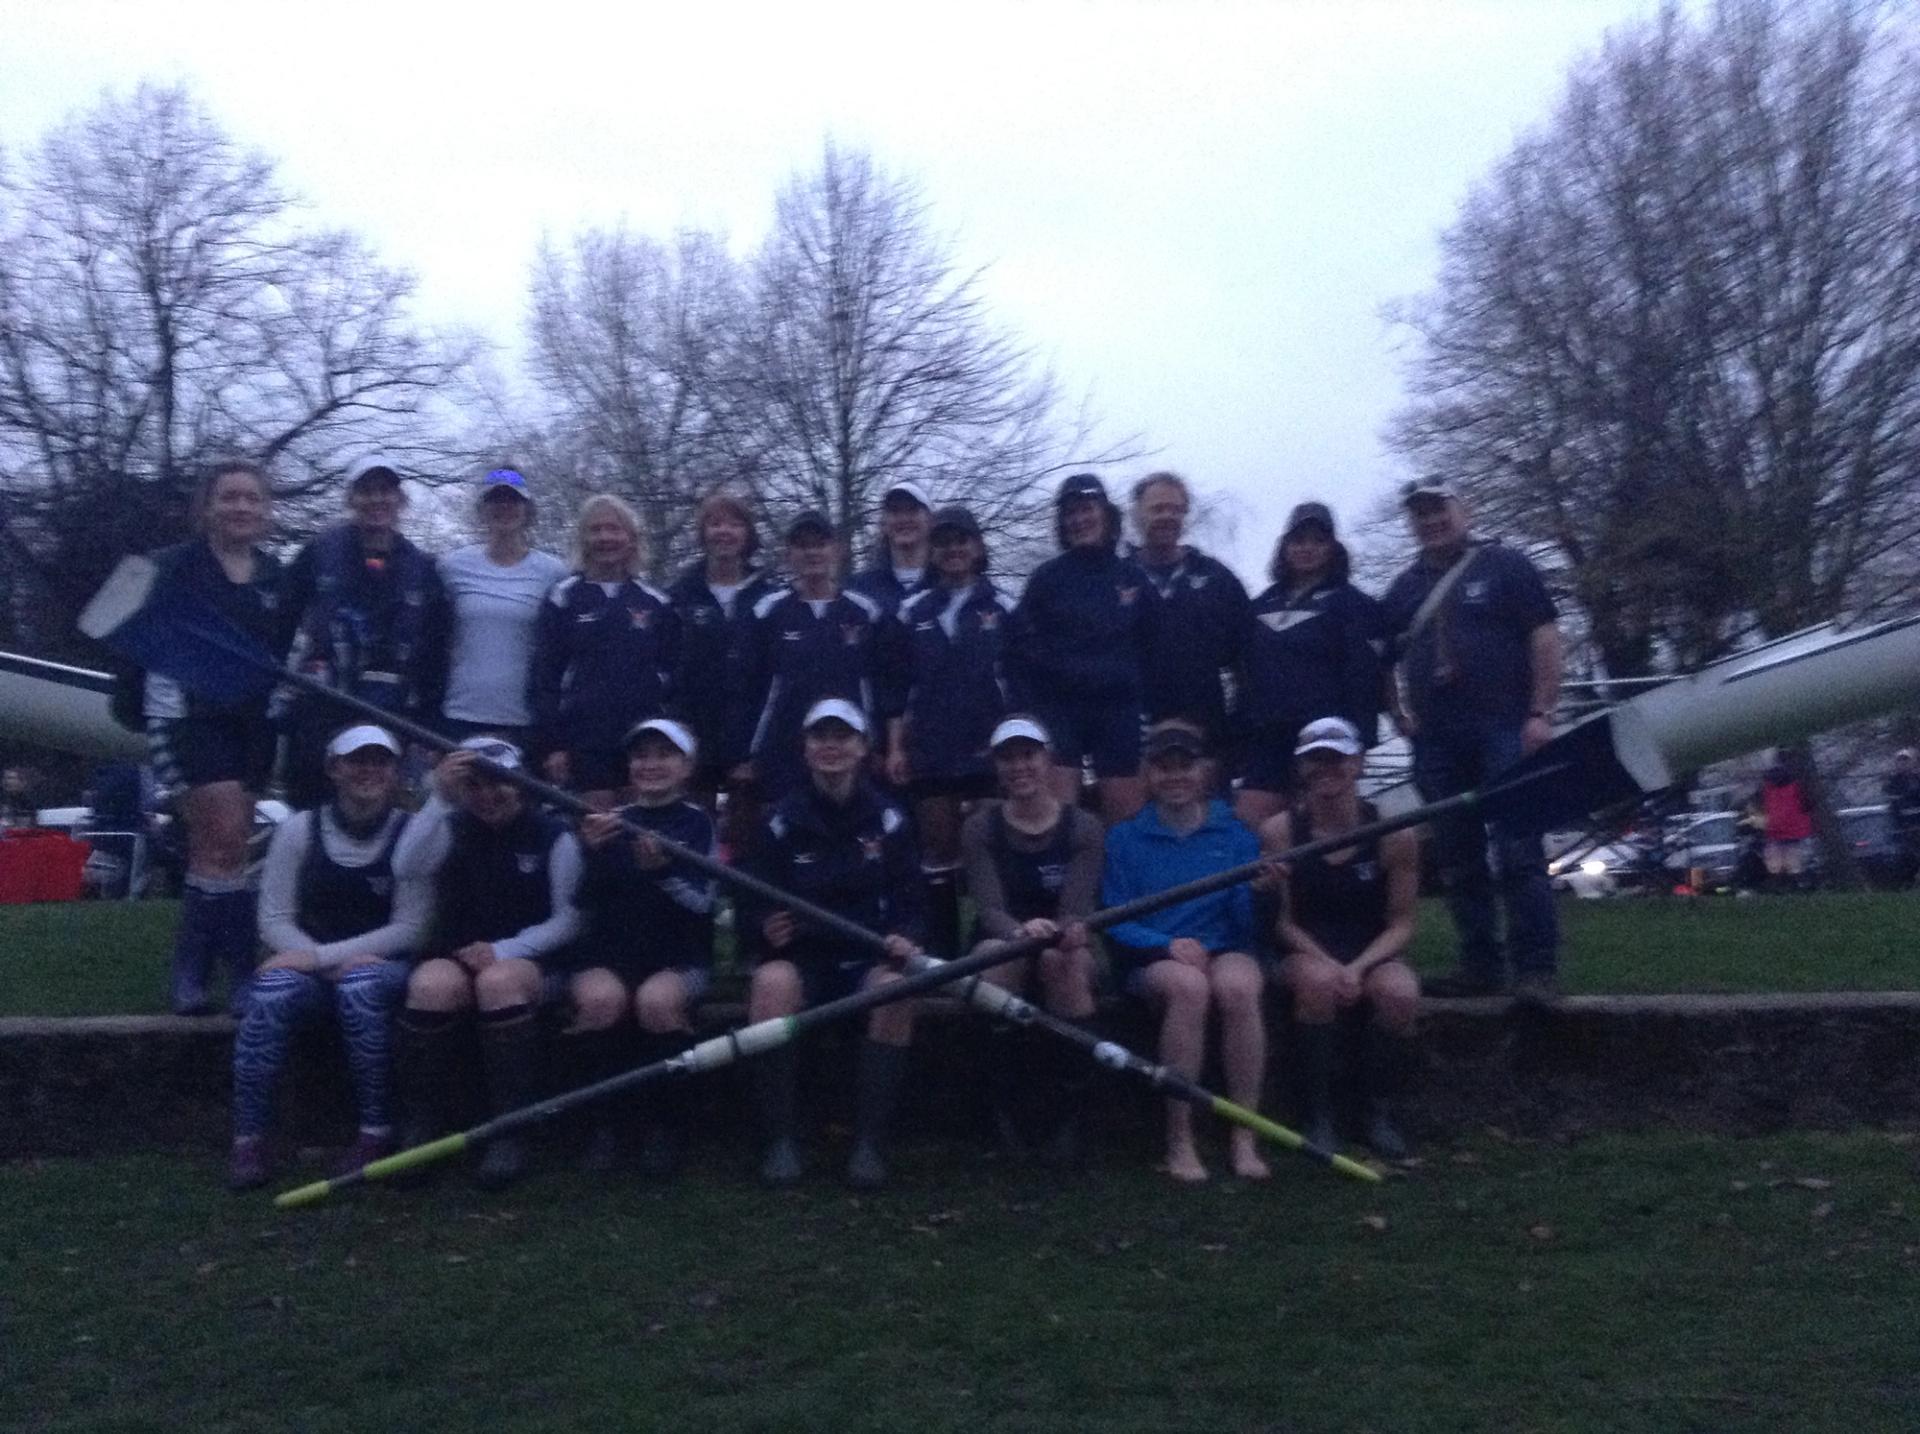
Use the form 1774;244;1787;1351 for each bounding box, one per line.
744;779;923;966
665;561;776;775
530;574;681;762
1135;547;1251;735
1008;546;1157;706
139;540;290;722
1243;576;1384;747
848;561;930;620
1380;542;1556;732
886;578;1021;781
575;798;717;976
737;585;887;794
282;524;448;720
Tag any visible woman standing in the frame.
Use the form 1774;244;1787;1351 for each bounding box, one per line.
666;491;776;836
1262;717;1421;1159
884;506;1019;957
1008;473;1156;824
531;494;681;808
436;469;569;744
1236;502;1383;827
143;460;291;1015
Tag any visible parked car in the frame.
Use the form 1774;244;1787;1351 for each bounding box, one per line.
1835;804;1913;889
1547;831;1657;898
1664;810;1745;892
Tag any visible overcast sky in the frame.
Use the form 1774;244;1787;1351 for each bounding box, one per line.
3;0;1674;582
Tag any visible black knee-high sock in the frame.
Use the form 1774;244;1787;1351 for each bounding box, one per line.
396;1008;460;1140
478;1004;542;1118
923;866;962;960
565;1024;630;1131
633;1029;692;1128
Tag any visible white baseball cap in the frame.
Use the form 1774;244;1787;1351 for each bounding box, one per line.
456;734;523;771
1294;716;1364;758
989;716;1052;750
625;717;698;757
803;698;869;735
326;724;402;759
882;480;933;510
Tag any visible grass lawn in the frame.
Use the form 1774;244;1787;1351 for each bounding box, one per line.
4;1131;1917;1432
6;893;1920;1018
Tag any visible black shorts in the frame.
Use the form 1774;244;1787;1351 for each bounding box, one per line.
146;716;275;795
777;956;877;1008
440;717;532;747
1040;700;1143;779
1235;727;1302;795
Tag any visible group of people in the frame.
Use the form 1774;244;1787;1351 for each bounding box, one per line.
124;453;1568;1191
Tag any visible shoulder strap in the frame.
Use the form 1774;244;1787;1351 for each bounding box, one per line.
1404;542;1485;647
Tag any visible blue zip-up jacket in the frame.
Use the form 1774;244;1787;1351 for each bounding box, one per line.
743;778;923;966
575;797;717;975
737;585;886;795
530;574;681;763
1101;798;1260;963
1242;576;1385;748
1134;547;1251;735
886;578;1021;781
665;560;777;775
1008;545;1157;705
138;540;291;722
848;561;929;620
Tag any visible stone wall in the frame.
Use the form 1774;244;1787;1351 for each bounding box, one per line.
4;993;1917;1159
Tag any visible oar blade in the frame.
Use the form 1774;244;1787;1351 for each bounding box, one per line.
78;556;280;706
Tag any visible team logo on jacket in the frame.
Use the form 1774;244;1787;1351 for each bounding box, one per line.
977;610;998;630
1117;586;1139;606
1353;861;1377;882
368;876;392;897
691;608;713;624
630;609;651;629
516;853;542;875
860;836;882;862
841;623;864;646
1189;575;1209;591
1462;581;1488;603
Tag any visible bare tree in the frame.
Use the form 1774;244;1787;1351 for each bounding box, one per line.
0;84;475;656
523;227;746;574
736;142;1127;571
1389;0;1920;688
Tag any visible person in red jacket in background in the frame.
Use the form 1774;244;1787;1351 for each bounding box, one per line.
1758;755;1816;892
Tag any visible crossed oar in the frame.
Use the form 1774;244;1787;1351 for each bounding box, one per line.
82;555;1565;1206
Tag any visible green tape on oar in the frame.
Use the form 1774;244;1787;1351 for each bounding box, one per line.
273;1132;471;1209
1207;1096;1382;1183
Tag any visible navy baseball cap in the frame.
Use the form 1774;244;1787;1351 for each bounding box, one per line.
930;505;982;540
1284;501;1335;537
1057;473;1109;506
785;509;834;541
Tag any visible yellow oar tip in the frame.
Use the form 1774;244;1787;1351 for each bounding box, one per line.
1334;1154;1385;1183
272;1181;333;1210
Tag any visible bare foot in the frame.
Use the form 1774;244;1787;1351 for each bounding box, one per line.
1229;1138;1271;1180
1163;1146;1209;1183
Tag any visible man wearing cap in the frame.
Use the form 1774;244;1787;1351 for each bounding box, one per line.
1883;748;1920;886
1261;717;1421;1160
960;716;1104;1160
1380;480;1562;1003
1101;719;1271;1182
883;504;1021;958
737;510;887;799
393;737;584;1188
742;699;925;1189
571;717;716;1175
227;725;431;1190
1129;472;1252;745
1008;473;1157;823
436;468;570;743
849;479;936;617
280;458;449;808
1237;501;1385;827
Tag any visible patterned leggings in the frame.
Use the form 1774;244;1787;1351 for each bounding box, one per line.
231;961;410;1139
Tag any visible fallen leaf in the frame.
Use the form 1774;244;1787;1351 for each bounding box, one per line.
1729;1180;1750;1192
1528;1223;1555;1242
1360;1215;1389;1233
1450;1151;1480;1166
444;1253;469;1265
1812;1202;1835;1221
1199;1242;1229;1253
1796;1177;1834;1191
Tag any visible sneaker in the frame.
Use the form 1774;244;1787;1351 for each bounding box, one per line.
759;1136;803;1188
226;1137;271;1192
1301;1111;1338;1155
1511;974;1564;1009
1424;969;1508;1000
1361;1102;1410;1162
474;1135;529;1190
845;1140;889;1191
332;1130;395;1179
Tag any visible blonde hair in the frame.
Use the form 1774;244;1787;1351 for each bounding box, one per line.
573;493;646;575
